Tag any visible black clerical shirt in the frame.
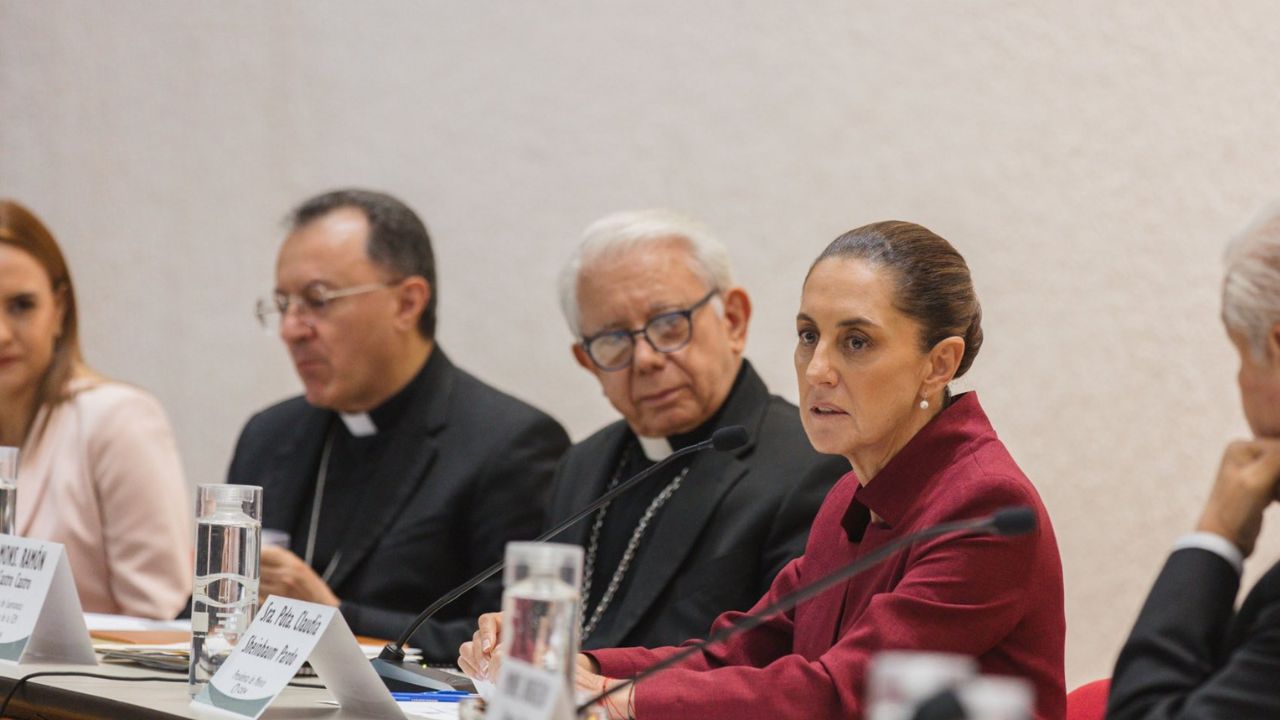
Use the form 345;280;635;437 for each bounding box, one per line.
582;365;745;642
288;357;428;579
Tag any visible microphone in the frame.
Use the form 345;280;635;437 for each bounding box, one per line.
708;425;749;452
576;505;1038;715
372;425;750;692
990;507;1035;537
911;688;966;720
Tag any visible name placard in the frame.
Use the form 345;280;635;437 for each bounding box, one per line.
191;595;400;720
0;535;95;665
486;657;575;720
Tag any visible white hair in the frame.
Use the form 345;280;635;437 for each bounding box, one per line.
557;209;734;337
1223;202;1280;359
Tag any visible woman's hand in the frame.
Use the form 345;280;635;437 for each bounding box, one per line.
459;617;622;713
576;664;634;720
458;612;503;680
459;612;602;681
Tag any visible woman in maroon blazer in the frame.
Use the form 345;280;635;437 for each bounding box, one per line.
461;221;1066;720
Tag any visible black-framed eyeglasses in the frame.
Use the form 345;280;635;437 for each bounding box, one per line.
581;288;719;371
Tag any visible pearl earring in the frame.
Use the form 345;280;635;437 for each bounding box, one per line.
919;398;929;410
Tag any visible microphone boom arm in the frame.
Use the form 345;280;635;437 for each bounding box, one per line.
380;434;724;660
576;510;1028;713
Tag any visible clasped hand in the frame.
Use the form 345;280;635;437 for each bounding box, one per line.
259;546;340;606
1197;438;1280;557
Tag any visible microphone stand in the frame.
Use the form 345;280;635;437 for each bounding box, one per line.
576;507;1035;715
373;426;748;692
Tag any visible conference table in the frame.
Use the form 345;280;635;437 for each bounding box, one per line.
0;660;391;720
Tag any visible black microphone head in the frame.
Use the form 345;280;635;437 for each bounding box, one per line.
991;506;1037;536
711;425;749;452
911;688;966;720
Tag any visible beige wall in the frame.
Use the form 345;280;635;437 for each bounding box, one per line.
4;0;1279;688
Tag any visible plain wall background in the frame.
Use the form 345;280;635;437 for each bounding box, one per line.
4;0;1280;689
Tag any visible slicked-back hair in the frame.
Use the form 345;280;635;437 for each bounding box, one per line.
809;220;984;379
290;189;438;339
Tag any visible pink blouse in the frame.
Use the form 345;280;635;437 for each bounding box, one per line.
17;380;192;619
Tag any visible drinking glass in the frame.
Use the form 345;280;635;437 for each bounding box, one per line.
0;447;18;535
188;484;262;695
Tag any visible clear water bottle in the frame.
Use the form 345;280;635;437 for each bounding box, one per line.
0;447;17;535
500;542;584;684
188;484;262;696
867;651;977;720
958;675;1035;720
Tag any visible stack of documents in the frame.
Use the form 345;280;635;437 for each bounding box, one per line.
85;612;421;674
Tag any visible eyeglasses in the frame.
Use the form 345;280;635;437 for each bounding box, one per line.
581;288;719;371
255;282;393;331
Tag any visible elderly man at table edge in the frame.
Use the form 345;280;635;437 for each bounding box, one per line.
1108;205;1280;719
225;189;569;662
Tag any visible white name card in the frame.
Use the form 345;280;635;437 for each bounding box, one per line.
486;657;575;720
190;595;401;720
0;535;95;665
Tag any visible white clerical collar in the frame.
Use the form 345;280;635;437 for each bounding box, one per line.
637;435;674;462
339;412;378;437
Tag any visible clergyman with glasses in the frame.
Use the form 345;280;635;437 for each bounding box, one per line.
228;189;569;661
464;210;846;665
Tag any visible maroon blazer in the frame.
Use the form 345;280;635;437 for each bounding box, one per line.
589;393;1066;720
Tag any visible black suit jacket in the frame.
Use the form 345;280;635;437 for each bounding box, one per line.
227;349;570;662
1108;547;1280;719
546;362;847;650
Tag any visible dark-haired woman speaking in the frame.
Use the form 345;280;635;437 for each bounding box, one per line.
462;221;1066;719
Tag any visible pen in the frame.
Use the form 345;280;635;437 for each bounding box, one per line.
391;690;475;702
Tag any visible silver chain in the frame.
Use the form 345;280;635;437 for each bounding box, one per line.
581;449;690;641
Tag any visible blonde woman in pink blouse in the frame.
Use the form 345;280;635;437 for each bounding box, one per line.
0;199;191;619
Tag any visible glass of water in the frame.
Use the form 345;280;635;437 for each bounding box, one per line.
501;542;584;683
188;484;262;696
0;447;18;536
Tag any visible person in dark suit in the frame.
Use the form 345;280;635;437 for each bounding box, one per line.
228;189;569;662
459;210;846;676
1109;206;1280;719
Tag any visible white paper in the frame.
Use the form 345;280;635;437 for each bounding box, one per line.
399;701;462;719
84;612;191;632
325;699;463;719
0;535;95;665
95;639;414;661
307;607;405;718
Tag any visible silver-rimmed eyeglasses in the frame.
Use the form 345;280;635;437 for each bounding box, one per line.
255;281;393;331
581;288;719;371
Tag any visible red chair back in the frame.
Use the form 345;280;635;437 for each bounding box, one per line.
1066;678;1110;720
